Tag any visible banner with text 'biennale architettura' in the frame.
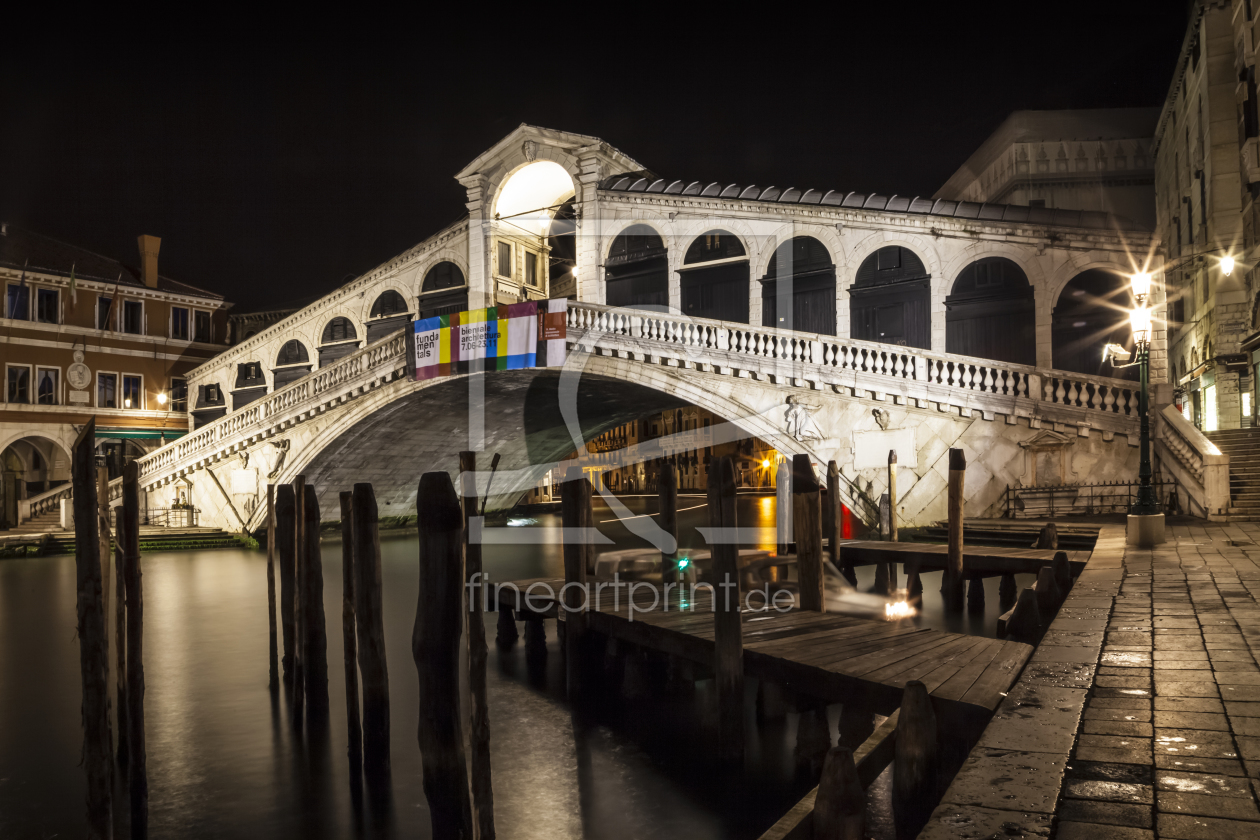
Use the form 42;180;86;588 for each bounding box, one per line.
412;299;568;381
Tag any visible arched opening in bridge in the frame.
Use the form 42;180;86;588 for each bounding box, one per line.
232;360;267;410
849;246;930;349
367;290;411;343
95;438;149;481
606;225;668;310
418;262;468;320
0;436;70;526
945;257;1035;365
493;161;576;238
273;339;311;389
319;317;360;367
1051;269;1136;380
761;236;836;335
680;230;749;323
493;161;577;302
546;198;578;298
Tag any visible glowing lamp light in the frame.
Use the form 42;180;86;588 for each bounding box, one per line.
1130;306;1152;344
157;391;168;406
885;600;914;620
1129;272;1152;300
677;557;691;572
1102;343;1132;364
761;459;771;469
123;397;132;409
1221;255;1235;276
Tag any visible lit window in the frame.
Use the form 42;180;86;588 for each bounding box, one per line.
122;375;142;409
1204;384;1218;432
1243;392;1252;419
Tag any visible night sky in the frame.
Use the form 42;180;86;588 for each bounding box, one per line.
1;4;1190;312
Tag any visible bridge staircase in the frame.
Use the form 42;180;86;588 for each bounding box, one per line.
1207;428;1260;520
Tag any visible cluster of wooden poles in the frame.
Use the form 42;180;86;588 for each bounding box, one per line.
71;418;148;840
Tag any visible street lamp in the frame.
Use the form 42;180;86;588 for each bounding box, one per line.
1107;271;1164;546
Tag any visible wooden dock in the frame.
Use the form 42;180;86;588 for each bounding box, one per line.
492;578;1032;725
835;540;1089;575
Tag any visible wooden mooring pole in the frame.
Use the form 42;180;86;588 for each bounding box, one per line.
709;456;744;763
352;483;391;773
292;475;306;722
561;465;591;701
114;518;129;768
275;484;297;685
301;483;329;721
892;680;937;835
793;454;824;612
267;484;278;692
814;745;865;840
657;461;678;583
943;448;966;611
887;450;898;542
827;460;856;586
339;492;362;774
775;459;791;555
414;472;475;840
122;461;148;836
72;420;112;839
461;451;496;840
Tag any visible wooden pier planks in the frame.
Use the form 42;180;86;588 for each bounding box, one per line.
491;578;1032;717
835;540;1088;575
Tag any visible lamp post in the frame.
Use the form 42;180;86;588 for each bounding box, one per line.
1113;271;1164;546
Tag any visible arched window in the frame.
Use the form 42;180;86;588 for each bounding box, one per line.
605;224;668;310
322;317;357;344
319;317;360;367
945;258;1035;365
1051;269;1136;379
366;290;411;342
370;290;408;319
276;340;309;366
272;339;311;388
418;261;468;320
680;230;749;323
849;246;930;349
761;236;836;335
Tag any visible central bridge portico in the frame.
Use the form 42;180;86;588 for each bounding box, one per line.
27;125;1226;533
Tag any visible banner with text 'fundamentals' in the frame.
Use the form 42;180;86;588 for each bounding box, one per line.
413;299;567;381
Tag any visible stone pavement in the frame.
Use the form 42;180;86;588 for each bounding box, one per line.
919;520;1260;839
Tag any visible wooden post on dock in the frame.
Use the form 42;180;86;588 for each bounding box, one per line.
1034;523;1058;549
292;475;306;721
892;680;937;832
814;746;865;840
114;521;129;768
775;459;791;555
352;483;391;772
561;465;591;701
301;483;329;721
1005;589;1042;643
1036;566;1061;615
657;461;678;583
414;472;475;840
275;484;297;685
460;451;496;840
793;454;824;612
967;574;985;614
999;574;1017;612
122;461;147;836
267;484;278;692
887;450;898;542
339;492;362;773
827;461;856;586
709;456;744;764
72;420;112;839
97;467;111;672
943;448;966;612
1052;550;1071;594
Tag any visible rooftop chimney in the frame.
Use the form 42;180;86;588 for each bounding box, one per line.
138;234;161;288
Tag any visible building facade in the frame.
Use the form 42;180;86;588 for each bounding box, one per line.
0;225;231;527
1155;0;1254;430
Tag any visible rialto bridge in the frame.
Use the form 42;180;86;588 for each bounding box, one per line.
21;126;1232;531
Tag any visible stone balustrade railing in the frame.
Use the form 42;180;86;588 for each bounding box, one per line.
1154;404;1230;520
566;302;1141;427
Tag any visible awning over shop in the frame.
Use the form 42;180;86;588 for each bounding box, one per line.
95;428;186;441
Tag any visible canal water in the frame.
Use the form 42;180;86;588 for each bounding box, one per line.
0;496;1033;839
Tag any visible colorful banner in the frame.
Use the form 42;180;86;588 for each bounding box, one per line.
414;298;567;381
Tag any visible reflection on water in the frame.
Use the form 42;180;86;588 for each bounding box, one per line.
0;496;1028;838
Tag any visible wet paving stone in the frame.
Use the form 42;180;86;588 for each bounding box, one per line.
1057;799;1153;828
1063;778;1153;804
1232;717;1260;737
941;748;1066;813
1155;728;1240;759
1154;681;1220;697
1154;753;1249;777
1084;719;1154;737
1157;789;1260;821
917;804;1051;839
1156;769;1256;797
1155;698;1225;713
1055;822;1154;840
1152;711;1230;730
1085;706;1152;722
1156;812;1260;839
1091;696;1154;710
